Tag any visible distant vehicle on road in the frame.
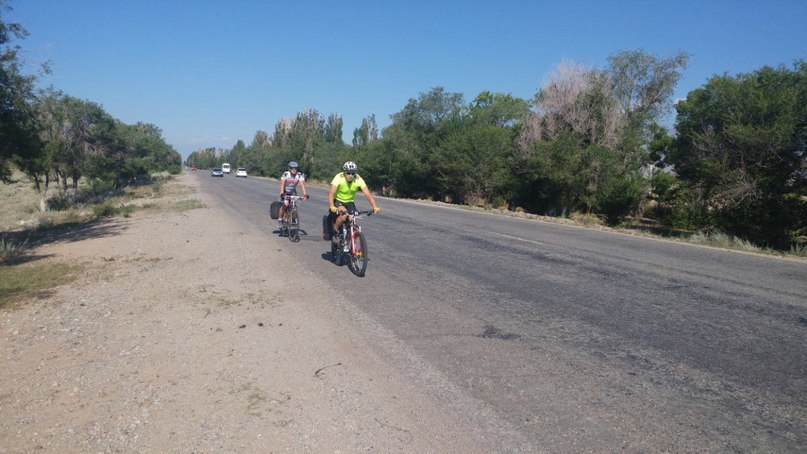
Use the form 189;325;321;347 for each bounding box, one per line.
236;168;248;178
211;168;223;177
221;163;231;174
191;164;197;171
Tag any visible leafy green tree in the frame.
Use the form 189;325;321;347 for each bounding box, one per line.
381;87;466;197
244;130;272;176
353;138;392;193
416;91;527;205
87;118;181;189
352;114;378;148
608;50;689;170
671;61;807;248
516;51;688;223
608;50;689;132
373;118;431;198
22;91;115;207
311;140;351;180
515;133;586;216
324;113;343;144
470;91;529;127
287;109;325;172
431;123;516;206
187;147;217;170
393;86;465;133
113;122;180;175
271;119;291;151
0;2;40;182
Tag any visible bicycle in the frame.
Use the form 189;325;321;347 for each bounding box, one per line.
280;195;306;242
331;210;374;277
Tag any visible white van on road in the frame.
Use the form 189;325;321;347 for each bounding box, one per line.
221;163;231;174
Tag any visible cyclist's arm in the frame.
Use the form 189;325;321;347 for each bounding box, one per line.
299;180;308;197
279;178;285;195
328;184;337;210
361;186;380;211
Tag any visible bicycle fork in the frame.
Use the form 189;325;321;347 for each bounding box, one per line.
349;227;362;256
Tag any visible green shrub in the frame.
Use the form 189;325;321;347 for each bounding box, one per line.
91;201;133;218
790;243;807;257
597;177;645;226
46;193;74;211
688;231;762;252
0;236;31;262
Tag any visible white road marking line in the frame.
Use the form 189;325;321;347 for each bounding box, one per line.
490;232;548;247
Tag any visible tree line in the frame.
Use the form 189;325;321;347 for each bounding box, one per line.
0;3;181;211
190;53;806;251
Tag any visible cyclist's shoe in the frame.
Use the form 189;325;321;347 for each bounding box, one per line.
331;236;340;245
277;219;284;229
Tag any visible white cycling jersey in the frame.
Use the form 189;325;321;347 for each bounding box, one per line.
281;171;305;194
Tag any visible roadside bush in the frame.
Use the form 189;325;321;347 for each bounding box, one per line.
597;177;645;226
92;201;133;218
688;231;762;253
664;187;709;231
0;236;31;262
46;193;75;211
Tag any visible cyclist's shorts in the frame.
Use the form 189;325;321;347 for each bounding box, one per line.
334;200;357;214
280;190;298;205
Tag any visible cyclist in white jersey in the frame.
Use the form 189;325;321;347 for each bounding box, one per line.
278;161;308;229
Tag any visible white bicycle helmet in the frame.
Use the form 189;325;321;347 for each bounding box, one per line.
342;161;357;172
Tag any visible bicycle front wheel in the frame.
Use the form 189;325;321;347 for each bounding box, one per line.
289;209;300;242
348;231;368;277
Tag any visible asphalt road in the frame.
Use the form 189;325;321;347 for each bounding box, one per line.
197;171;807;452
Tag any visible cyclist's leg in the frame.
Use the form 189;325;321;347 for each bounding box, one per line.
278;194;288;224
333;201;347;232
333;201;356;232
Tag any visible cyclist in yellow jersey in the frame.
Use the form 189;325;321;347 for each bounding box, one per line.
328;161;380;239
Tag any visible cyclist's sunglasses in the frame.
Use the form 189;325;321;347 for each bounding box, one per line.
345;171;355;175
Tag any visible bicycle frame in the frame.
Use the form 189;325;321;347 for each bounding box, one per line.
345;212;368;252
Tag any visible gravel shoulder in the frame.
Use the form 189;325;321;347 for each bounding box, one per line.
0;173;485;453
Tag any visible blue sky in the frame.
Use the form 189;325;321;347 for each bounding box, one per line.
8;0;807;161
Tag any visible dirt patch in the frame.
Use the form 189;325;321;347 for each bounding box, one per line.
0;173;483;452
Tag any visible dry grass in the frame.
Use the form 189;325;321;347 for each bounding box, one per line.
0;169;43;232
0;169;201;310
0;262;84;309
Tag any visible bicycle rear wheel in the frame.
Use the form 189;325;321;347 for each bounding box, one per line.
331;240;343;266
348;231;368;277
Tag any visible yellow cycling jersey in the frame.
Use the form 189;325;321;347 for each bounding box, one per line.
331;172;366;203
